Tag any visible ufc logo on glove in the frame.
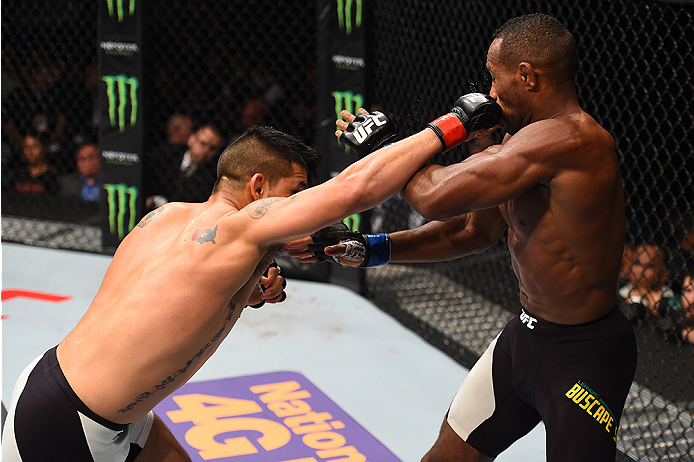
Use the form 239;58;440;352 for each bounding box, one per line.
352;113;389;143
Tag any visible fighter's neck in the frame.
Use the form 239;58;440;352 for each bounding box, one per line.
530;94;581;123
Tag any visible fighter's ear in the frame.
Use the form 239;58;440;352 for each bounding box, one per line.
249;173;267;200
518;62;538;90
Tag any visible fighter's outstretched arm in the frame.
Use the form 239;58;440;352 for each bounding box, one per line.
246;128;443;248
285;207;507;267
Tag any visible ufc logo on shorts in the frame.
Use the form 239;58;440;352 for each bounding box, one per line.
353;114;388;143
520;310;537;329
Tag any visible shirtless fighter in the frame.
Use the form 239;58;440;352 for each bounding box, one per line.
3;95;499;461
287;13;637;462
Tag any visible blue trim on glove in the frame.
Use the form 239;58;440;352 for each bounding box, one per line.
364;233;390;267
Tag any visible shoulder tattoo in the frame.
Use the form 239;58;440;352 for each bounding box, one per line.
137;206;165;228
191;225;218;244
247;198;282;219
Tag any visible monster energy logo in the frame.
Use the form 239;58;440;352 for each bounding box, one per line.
102;75;139;133
104;183;139;240
336;0;363;34
106;0;135;22
343;214;361;232
332;90;364;152
332;90;364;118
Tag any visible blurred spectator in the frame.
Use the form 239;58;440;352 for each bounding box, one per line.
59;143;101;202
146;124;224;208
619;242;674;319
1;47;20;189
242;99;266;131
2;46;20;103
2;62;67;160
670;214;694;286
144;113;194;208
165;113;194;146
227;98;266;143
680;216;694;255
682;272;694;343
250;64;284;107
653;271;694;344
13;133;59;195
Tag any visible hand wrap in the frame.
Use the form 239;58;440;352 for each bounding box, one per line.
309;222;391;267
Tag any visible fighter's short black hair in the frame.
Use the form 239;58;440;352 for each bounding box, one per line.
492;13;578;86
214;125;322;191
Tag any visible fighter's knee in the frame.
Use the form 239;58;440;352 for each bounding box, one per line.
421;417;492;462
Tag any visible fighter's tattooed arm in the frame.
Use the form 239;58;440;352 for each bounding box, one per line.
247;198;283;219
137;206;165;228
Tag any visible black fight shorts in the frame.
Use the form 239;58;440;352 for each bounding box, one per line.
2;346;153;462
447;306;637;462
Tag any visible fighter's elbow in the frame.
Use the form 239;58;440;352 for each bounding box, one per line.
415;202;447;222
471;231;499;254
403;172;467;220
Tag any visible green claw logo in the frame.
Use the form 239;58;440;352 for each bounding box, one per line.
332;90;364;153
102;75;139;133
343;214;361;232
106;0;135;22
104;183;139;240
336;0;363;34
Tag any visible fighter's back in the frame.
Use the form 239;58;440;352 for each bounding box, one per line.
58;199;261;424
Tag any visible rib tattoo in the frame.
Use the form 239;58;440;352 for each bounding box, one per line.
117;303;235;413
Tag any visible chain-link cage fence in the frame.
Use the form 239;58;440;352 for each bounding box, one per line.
1;1;100;232
1;0;317;248
2;1;693;460
140;2;317;215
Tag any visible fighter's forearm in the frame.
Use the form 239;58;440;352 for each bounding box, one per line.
249;129;443;249
389;214;499;263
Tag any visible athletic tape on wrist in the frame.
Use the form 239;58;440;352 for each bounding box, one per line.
427;113;468;151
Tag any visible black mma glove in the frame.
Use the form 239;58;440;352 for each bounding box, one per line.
249;260;287;309
339;111;398;158
308;222;391;267
427;93;501;152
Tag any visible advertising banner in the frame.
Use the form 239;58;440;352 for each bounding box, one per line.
286;0;368;291
98;0;144;253
154;371;402;461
